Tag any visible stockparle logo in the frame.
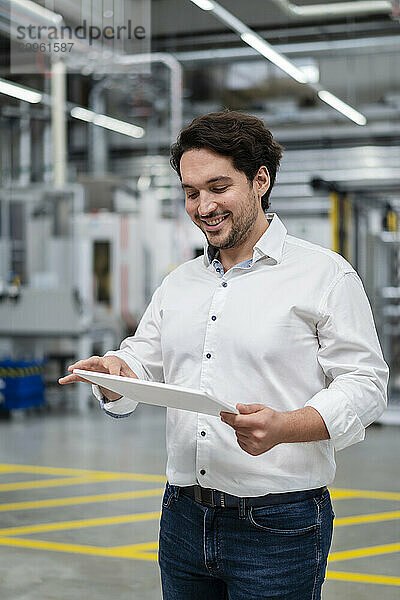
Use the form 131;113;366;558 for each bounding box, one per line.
10;0;151;74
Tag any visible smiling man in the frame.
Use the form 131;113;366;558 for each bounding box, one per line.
60;110;388;599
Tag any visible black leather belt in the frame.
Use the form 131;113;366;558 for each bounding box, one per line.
178;484;327;509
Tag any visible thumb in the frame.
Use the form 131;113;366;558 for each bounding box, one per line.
103;357;122;377
236;403;265;414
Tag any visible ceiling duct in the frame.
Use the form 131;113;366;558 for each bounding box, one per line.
270;0;393;18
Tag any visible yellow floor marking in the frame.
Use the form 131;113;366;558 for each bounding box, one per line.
123;550;158;561
0;463;166;482
1;535;400;575
0;488;164;511
1;466;398;573
110;542;159;560
0;465;92;476
331;488;400;502
113;541;158;552
334;510;400;527
0;476;121;492
0;535;159;561
327;570;400;586
0;535;140;558
0;511;161;536
329;542;400;562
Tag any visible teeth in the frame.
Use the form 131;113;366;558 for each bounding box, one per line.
204;215;227;225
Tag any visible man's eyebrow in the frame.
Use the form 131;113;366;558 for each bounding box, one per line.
181;176;233;190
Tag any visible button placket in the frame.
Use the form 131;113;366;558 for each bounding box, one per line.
196;282;228;485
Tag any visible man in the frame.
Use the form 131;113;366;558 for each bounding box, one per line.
60;111;389;599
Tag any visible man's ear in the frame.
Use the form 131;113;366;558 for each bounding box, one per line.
254;166;270;199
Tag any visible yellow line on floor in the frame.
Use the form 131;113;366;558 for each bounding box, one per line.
0;535;398;576
124;550;158;561
0;511;161;536
0;463;166;482
0;465;91;476
327;570;400;586
0;488;164;511
114;541;158;552
0;535;155;559
0;476;119;492
329;542;400;562
110;542;159;559
334;510;400;527
331;488;400;502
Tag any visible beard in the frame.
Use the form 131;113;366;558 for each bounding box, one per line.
205;190;259;250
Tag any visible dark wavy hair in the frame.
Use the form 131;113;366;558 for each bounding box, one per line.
170;110;284;212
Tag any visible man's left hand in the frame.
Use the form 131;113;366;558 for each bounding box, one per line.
220;404;284;456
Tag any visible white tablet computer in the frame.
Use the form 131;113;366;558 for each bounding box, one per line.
74;369;239;417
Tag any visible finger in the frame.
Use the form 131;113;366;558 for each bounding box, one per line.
235;428;252;438
237;438;258;456
102;356;123;377
221;414;256;430
120;365;139;379
237;403;265;414
67;356;103;372
220;412;237;425
236;437;251;453
58;374;93;385
235;431;251;442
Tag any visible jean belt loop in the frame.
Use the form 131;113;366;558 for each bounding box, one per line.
238;497;246;519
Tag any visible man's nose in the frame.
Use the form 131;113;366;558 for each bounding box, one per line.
198;192;217;217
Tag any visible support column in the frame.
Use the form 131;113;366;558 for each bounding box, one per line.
51;59;67;188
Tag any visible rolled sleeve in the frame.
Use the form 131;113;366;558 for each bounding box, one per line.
92;384;138;418
305;271;389;451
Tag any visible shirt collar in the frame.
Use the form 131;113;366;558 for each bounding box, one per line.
203;212;287;267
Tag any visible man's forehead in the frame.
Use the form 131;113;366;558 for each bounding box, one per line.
180;150;239;188
181;175;233;190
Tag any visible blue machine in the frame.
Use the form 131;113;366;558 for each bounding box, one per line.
0;359;46;410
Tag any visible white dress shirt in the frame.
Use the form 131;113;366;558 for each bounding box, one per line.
93;212;388;497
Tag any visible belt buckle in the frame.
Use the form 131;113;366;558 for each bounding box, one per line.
201;487;215;508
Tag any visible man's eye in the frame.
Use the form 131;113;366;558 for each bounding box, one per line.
213;187;228;193
187;192;199;199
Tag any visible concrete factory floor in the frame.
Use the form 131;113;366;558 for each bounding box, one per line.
0;395;398;600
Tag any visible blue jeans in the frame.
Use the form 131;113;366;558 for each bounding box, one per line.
158;482;334;600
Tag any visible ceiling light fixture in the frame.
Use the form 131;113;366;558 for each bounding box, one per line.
189;0;214;10
188;0;367;125
12;0;63;26
0;78;42;103
318;90;367;125
241;32;308;84
71;107;145;138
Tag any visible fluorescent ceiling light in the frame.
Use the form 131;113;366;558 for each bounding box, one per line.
241;33;308;84
12;0;63;26
0;78;42;103
188;0;366;126
189;0;214;10
318;90;367;126
71;107;145;138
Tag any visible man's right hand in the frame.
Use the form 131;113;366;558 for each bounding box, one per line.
58;355;138;402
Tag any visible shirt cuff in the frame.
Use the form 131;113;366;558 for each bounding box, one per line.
304;388;365;451
91;384;138;418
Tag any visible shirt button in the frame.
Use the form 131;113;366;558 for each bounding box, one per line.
222;282;227;287
211;315;216;321
216;268;221;272
201;431;206;436
200;469;206;475
206;353;211;359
